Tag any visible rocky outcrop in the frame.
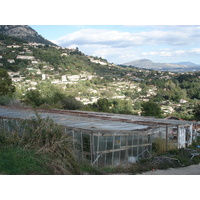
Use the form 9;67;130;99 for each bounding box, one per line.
0;25;56;46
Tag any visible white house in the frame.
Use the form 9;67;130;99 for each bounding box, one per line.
17;55;35;60
180;99;187;104
62;75;67;82
42;74;46;80
7;59;15;63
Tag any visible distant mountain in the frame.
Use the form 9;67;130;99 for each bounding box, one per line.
123;59;200;72
0;25;56;46
171;62;199;66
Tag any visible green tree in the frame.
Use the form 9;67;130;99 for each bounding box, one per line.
0;68;15;95
141;101;162;117
24;90;44;107
193;104;200;121
96;98;110;112
61;95;83;110
111;99;133;114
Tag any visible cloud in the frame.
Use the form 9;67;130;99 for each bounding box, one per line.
141;48;200;58
53;26;200;48
52;26;200;63
190;48;200;54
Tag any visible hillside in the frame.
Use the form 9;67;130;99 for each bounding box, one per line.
0;25;56;46
123;59;200;72
1;26;200;120
0;32;123;75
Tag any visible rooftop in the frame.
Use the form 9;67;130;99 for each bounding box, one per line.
0;106;196;133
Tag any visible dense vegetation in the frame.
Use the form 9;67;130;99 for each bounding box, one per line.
32;46;123;76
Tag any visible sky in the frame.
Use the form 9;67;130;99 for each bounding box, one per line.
29;25;200;65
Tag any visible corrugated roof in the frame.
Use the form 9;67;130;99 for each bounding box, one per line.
0;106;196;133
0;106;149;132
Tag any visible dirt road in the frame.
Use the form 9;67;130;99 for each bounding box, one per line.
138;163;200;175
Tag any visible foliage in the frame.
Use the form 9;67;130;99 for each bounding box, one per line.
24;89;44;107
23;85;83;110
152;138;177;154
96;98;111;112
141;101;162;117
193;103;200;121
0;94;13;106
110;99;133;114
89;98;134;114
0;68;15;95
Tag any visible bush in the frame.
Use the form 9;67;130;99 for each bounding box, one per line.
62;95;83;110
152;138;177;154
141;101;162;117
0;94;12;106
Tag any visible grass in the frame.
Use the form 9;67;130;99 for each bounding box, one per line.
0;113;81;175
0;147;53;175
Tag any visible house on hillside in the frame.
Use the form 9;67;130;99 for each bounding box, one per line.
180;99;187;104
7;59;15;63
16;55;35;60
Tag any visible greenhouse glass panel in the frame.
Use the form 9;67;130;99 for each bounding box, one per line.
113;151;120;166
133;134;139;145
98;154;105;166
128;135;133;146
120;150;126;164
106;152;112;166
99;136;107;151
114;136;121;149
106;136;113;150
83;134;90;152
121;136;127;146
132;147;137;157
143;135;148;144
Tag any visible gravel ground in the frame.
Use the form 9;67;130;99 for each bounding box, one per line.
138;163;200;175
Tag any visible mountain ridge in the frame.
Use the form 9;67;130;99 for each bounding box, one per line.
0;25;56;46
123;59;200;72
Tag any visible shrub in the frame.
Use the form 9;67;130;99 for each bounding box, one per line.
141;101;162;117
0;94;12;106
152;138;177;154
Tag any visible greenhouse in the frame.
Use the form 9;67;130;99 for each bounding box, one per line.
0;106;198;167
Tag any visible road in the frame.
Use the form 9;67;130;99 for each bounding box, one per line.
138;163;200;175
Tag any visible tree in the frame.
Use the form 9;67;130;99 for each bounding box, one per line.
0;68;15;95
141;101;162;118
96;98;110;112
24;90;44;107
193;104;200;121
111;99;133;114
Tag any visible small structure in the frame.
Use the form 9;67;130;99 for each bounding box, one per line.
42;74;46;80
7;59;15;63
61;75;67;82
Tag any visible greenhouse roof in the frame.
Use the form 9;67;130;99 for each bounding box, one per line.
0;106;195;132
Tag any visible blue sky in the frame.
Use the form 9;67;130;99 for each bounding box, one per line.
29;25;200;65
